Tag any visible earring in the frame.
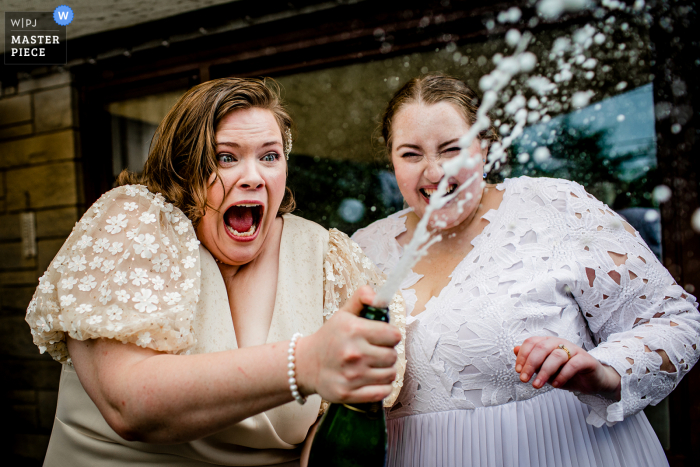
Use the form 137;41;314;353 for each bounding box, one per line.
483;159;487;179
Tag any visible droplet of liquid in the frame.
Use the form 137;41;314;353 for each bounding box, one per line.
571;91;593;109
533;147;551;163
652;185;672;204
692;208;700;233
506;29;522;47
644;210;660;222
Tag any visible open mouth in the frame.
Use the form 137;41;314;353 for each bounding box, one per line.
224;203;264;240
419;184;458;201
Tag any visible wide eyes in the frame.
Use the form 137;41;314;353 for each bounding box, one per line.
217;153;235;164
261;152;280;162
216;152;280;165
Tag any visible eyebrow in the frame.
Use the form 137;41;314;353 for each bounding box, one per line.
395;138;461;151
395;143;421;151
216;141;282;148
438;138;460;150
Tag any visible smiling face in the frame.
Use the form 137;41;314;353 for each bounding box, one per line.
390;101;486;230
196;107;287;266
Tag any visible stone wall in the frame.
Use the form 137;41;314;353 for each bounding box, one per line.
0;71;81;465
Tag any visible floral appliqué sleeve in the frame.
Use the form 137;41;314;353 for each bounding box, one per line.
26;185;201;364
563;181;700;427
323;229;407;407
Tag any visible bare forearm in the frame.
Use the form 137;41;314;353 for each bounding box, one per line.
66;286;400;444
69;338;294;444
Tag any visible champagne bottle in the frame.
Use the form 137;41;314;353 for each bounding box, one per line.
307;305;390;467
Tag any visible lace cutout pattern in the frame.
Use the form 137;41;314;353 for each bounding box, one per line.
353;176;700;427
26;185;201;364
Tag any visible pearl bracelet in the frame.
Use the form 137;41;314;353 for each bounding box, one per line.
288;332;306;405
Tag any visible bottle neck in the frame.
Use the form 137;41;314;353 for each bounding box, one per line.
344;304;389;420
360;305;390;323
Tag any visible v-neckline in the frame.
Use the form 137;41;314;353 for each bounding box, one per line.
396;181;510;320
263;216;285;345
226;216;285;349
264;214;327;346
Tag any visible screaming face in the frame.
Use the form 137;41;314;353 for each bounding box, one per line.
196;107;287;266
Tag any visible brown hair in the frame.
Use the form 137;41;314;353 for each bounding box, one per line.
380;74;504;183
117;77;295;227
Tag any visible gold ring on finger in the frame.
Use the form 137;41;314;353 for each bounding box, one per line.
558;344;572;361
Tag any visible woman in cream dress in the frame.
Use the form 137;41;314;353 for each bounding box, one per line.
352;75;699;466
26;77;405;466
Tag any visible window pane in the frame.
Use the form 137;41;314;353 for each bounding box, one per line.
276;16;656;234
107;90;186;177
509;83;661;257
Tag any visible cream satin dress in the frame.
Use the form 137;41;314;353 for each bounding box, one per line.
26;186;405;466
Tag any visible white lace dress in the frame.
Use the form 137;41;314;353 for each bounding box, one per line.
352;176;700;467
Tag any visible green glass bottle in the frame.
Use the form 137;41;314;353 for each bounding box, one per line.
307;305;389;467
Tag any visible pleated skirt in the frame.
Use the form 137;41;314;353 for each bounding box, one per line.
386;389;668;467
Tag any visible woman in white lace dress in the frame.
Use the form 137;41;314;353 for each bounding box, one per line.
352;75;700;467
26;78;405;466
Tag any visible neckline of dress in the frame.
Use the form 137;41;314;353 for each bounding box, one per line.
394;179;511;322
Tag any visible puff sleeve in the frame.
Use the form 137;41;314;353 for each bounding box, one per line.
323;228;406;407
26;185;201;364
562;181;700;426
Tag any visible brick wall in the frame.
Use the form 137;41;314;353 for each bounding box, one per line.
0;72;82;465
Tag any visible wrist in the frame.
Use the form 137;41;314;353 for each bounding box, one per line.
292;333;317;397
600;364;622;401
287;333;306;405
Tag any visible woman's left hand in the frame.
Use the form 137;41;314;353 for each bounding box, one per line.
514;337;622;401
